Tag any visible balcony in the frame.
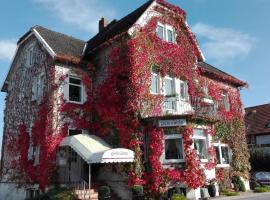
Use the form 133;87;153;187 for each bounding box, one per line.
162;95;220;120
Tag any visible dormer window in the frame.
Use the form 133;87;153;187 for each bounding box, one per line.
156;23;175;43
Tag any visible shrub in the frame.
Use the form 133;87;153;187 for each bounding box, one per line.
98;185;111;199
232;176;246;192
250;179;261;190
224;191;239;196
218;183;228;194
171;193;186;200
254;186;270;193
132;185;143;194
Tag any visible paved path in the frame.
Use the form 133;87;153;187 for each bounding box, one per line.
212;191;270;200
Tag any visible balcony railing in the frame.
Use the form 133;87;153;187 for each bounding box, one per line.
163;95;220;120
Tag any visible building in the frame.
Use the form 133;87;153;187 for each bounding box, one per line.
0;0;250;199
245;104;270;148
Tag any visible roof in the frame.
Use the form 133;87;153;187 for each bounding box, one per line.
83;0;154;57
33;25;85;58
198;62;247;87
60;134;134;164
245;104;270;135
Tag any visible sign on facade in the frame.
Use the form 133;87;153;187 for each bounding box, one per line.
158;119;187;127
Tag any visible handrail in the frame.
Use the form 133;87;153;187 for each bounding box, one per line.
65;179;90;200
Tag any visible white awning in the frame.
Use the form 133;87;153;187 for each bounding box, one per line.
59;134;134;164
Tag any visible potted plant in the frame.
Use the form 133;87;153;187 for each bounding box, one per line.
132;185;144;200
207;179;217;197
98;186;111;200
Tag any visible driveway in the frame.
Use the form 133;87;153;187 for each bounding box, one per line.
212;191;270;200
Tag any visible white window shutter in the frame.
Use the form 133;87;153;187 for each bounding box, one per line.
32;77;37;101
83;84;87;103
175;78;180;97
62;75;69;101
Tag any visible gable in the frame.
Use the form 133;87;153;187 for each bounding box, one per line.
245;104;270;135
1;34;53;92
83;0;204;62
2;26;85;92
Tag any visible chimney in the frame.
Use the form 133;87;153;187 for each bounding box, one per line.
99;17;109;32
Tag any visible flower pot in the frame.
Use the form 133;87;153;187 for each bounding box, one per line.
207;184;216;197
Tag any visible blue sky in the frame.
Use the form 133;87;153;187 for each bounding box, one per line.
0;0;270;147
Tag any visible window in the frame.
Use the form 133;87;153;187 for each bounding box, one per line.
164;76;176;111
163;128;184;163
166;26;175;43
68;129;82;136
26;45;34;67
37;74;44;99
179;80;188;100
221;90;230;111
68;76;83;103
150;66;160;94
214;142;230;166
193;129;208;161
33;145;40;166
157;24;165;40
32;73;45;101
156;23;175;43
164;76;174;96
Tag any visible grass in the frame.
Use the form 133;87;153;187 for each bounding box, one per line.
254;185;270;193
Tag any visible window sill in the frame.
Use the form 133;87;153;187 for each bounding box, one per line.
150;91;159;95
163;159;185;164
200;159;209;163
216;164;230;168
67;100;83;105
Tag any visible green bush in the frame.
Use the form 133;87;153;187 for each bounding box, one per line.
224;191;239;196
171;193;186;200
254;186;270;193
98;185;111;198
218;183;228;194
132;185;144;195
232;176;246;192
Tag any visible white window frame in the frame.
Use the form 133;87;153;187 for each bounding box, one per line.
163;75;175;96
156;22;165;40
67;75;84;104
214;142;230;167
26;45;34;67
193;129;208;162
163;134;185;163
221;90;230;111
165;25;175;43
150;67;160;95
37;73;45;100
163;76;177;112
156;22;176;43
179;79;188;101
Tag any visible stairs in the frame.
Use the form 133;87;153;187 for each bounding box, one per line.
74;185;123;200
75;188;98;200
